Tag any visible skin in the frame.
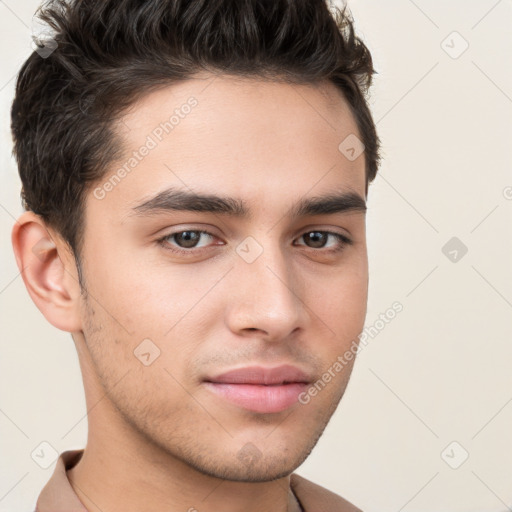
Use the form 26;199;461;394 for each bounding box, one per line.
12;74;368;512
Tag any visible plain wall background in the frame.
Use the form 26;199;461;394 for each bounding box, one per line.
1;1;511;511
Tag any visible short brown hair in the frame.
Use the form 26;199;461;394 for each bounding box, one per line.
11;0;381;282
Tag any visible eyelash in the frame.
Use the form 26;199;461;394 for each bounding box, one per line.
156;229;353;256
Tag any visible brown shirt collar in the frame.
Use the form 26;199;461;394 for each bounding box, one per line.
35;449;361;512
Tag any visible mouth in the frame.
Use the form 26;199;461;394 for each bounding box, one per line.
203;365;312;414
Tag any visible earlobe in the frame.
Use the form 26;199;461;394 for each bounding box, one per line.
11;211;83;333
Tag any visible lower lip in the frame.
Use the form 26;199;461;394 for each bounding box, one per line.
204;382;308;413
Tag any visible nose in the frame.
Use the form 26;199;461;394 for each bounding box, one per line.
224;239;308;342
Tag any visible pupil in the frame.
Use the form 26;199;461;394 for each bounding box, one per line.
177;231;199;248
307;232;325;248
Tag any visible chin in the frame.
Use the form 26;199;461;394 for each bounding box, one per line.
188;436;320;482
194;457;301;483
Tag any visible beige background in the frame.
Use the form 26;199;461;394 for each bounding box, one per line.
1;1;511;511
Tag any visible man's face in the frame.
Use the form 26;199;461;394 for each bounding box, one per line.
76;75;368;481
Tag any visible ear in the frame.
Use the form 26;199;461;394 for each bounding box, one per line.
11;211;83;332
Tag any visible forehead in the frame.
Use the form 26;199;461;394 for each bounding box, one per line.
87;74;366;223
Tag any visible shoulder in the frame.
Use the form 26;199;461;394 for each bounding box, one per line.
290;473;363;512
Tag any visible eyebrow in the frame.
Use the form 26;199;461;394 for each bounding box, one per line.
129;186;366;220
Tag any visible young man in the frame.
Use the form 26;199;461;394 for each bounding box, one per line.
11;0;381;510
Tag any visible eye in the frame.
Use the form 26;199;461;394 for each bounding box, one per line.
156;229;352;256
295;231;352;253
157;229;217;254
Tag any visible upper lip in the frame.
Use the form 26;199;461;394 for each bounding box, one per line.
204;365;312;385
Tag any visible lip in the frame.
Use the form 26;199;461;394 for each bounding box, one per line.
203;365;312;414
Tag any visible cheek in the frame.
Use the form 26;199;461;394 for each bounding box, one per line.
83;245;202;332
303;265;368;365
82;293;193;407
311;261;368;323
